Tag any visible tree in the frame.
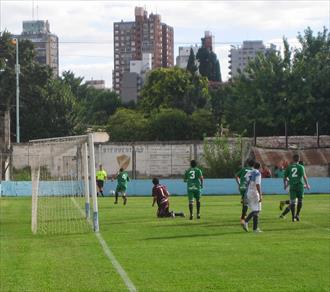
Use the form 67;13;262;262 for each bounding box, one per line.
190;109;216;140
288;27;330;134
203;135;242;178
139;67;210;114
196;47;221;81
0;31;35;111
222;27;330;136
186;48;198;75
78;88;121;127
107;108;149;141
0;31;82;141
148;108;192;141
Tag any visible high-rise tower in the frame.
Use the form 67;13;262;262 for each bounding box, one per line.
18;20;59;76
113;7;174;96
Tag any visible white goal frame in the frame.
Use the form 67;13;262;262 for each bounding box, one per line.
30;133;99;233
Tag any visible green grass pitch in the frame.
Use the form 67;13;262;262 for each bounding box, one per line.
1;194;329;291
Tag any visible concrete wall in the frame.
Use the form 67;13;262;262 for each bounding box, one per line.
7;137;330;180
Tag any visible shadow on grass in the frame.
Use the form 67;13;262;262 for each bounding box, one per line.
144;224;317;240
144;230;245;240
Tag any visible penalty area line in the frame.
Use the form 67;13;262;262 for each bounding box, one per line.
71;198;137;292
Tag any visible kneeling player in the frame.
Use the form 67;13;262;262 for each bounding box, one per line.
152;178;185;218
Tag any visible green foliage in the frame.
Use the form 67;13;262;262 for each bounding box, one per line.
220;27;330;136
139;67;210;114
186;48;198;75
12;167;31;180
203;135;242;178
190;109;216;140
0;31;36;111
107;108;149;141
149;108;192;140
0;32;79;141
196;47;222;81
60;71;122;133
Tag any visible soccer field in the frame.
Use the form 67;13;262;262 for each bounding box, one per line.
1;194;329;292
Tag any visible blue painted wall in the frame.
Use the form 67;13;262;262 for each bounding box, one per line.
1;178;329;197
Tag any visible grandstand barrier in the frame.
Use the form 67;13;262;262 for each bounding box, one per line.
1;178;329;197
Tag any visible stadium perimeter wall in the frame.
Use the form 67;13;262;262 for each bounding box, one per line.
1;178;329;197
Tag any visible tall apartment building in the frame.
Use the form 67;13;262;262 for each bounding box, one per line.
201;31;214;51
228;40;276;78
18;20;59;76
176;45;199;69
113;7;174;96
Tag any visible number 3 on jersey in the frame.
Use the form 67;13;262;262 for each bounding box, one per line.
189;170;196;179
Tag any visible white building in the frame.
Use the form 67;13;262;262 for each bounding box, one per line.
176;45;199;69
228;41;276;78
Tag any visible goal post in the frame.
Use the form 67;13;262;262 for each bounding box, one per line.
30;133;99;234
88;133;99;232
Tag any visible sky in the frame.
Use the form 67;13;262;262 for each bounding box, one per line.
1;0;329;88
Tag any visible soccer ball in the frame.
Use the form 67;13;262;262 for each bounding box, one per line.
110;190;115;196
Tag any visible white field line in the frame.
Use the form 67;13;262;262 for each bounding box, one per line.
71;197;137;292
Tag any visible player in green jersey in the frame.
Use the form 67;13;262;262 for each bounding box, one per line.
280;154;310;222
279;160;303;212
184;160;204;220
96;164;107;197
113;168;130;205
235;159;255;224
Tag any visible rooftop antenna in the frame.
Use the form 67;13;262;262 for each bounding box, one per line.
36;4;39;20
32;0;35;20
0;0;2;32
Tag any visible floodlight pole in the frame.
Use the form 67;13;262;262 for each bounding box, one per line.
14;38;20;143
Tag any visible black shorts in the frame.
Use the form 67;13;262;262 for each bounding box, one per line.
96;180;104;188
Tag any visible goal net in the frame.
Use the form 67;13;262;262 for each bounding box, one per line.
30;134;99;235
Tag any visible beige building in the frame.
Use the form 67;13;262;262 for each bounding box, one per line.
18;20;59;76
85;80;106;90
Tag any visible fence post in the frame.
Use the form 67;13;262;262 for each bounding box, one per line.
285;120;288;149
132;143;136;179
316;121;320;148
253;121;256;146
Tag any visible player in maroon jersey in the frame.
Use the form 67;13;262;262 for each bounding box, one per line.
152;178;185;218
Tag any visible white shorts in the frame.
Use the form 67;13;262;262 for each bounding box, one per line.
247;191;262;211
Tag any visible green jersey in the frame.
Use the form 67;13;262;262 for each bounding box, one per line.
284;163;305;186
184;167;203;190
117;171;130;188
235;167;252;188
